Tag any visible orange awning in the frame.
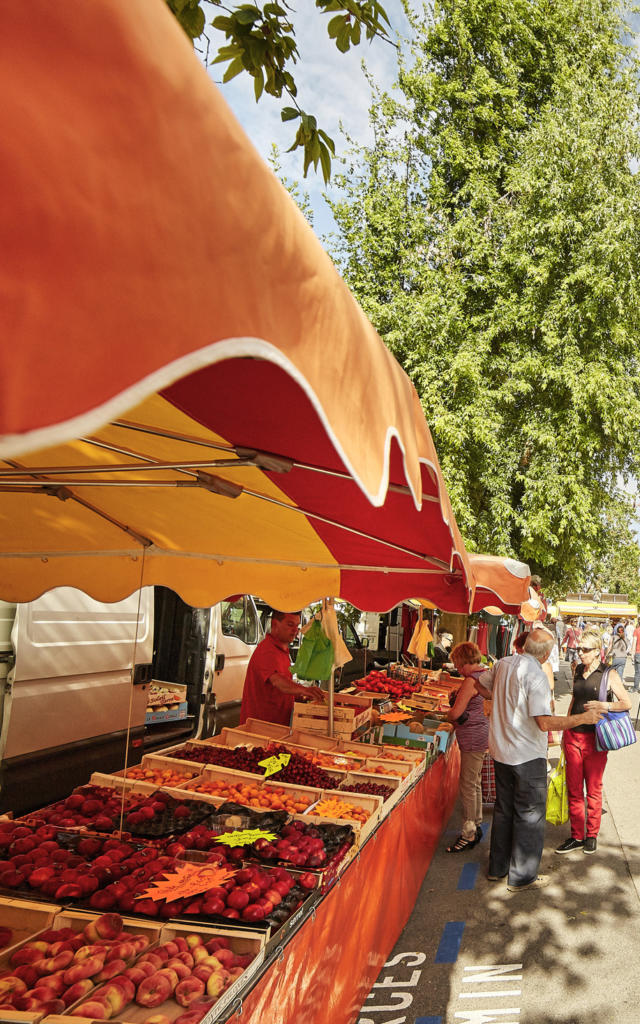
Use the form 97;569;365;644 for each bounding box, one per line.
0;1;529;614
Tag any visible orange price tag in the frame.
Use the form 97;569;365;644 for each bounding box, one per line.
136;863;236;902
379;712;412;722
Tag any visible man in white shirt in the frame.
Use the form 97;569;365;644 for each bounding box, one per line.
476;629;601;891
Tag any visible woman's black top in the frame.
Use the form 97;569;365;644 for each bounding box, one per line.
571;662;609;733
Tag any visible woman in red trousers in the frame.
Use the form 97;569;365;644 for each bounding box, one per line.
556;628;630;855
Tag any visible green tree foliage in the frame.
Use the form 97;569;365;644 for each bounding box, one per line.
588;504;640;605
328;0;640;591
165;0;392;182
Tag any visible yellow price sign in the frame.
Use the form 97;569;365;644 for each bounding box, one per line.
215;828;277;848
259;752;291;778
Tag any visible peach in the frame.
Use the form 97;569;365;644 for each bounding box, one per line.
175;977;205;1007
10;948;44;967
166;959;191;980
62;978;95;1006
96;959;127;982
174;1007;213;1024
75;943;105;962
71;998;112;1018
139;953;164;971
83;914;123;943
124;965;149;986
36;949;74;974
106;975;135;1002
192;965;215;984
192;946;209;964
106;940;135;963
64;954;106;983
174;951;194;968
206;970;227;999
156;967;180;991
135;972;173;1008
0;976;27;997
143;1015;171;1024
130;933;151;953
12;965;38;987
212;947;235;969
95;982;129;1016
184;934;203;949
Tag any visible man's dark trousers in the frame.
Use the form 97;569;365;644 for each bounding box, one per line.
489;758;547;887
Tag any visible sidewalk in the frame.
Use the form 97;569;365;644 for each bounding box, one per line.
358;659;640;1024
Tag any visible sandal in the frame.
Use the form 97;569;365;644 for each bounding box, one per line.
446;834;478;853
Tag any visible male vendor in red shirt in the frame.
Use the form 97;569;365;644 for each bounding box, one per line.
240;611;325;726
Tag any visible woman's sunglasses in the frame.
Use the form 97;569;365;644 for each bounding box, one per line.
575;646;598;653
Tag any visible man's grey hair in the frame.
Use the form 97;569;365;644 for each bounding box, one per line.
524;629;555;661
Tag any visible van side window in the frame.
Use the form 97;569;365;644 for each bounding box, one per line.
221;597;259;646
243;598;258;646
221;599;245;641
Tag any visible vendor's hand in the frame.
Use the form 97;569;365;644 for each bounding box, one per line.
582;707;604;724
584;701;608;713
307;686;326;703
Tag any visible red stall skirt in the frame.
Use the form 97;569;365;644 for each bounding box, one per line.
234;743;461;1024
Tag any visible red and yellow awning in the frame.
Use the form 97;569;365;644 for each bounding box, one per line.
0;1;529;614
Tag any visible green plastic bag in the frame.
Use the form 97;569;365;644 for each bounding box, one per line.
546;752;568;826
293;619;334;681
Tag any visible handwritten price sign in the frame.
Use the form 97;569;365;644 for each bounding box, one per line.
215;828;277;848
258;752;291;778
137;863;236;902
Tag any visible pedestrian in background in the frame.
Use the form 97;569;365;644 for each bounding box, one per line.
475;629;601;892
445;641;489;853
608;623;628;684
556;629;630;855
629;620;640;693
562;619;582;672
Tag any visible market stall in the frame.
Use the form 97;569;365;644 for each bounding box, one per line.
0;4;532;1024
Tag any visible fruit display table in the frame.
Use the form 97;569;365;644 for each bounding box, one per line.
222;743;460;1024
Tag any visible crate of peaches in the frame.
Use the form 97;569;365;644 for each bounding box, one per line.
0;910;159;1019
44;918;263;1024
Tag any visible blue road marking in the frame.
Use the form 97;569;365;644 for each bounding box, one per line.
415;1018;442;1024
457;862;479;890
435;921;465;963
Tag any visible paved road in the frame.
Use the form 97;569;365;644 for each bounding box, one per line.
358;658;640;1024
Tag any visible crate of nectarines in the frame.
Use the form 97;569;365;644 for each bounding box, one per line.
48;923;264;1024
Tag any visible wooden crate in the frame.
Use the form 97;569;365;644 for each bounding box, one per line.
363;757;416;793
291;693;372;739
337;770;404;814
0;897;60;961
242;719;292;740
297;790;382;846
287;729;337;751
53;922;265;1024
0;909;160;1023
199;728;261;749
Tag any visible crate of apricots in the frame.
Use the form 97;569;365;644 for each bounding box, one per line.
180;770;322;816
301;790;382;845
111;757;203;790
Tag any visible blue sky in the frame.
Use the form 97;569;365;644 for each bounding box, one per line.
202;0;410;237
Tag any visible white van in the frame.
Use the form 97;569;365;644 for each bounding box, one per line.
0;588;262;814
